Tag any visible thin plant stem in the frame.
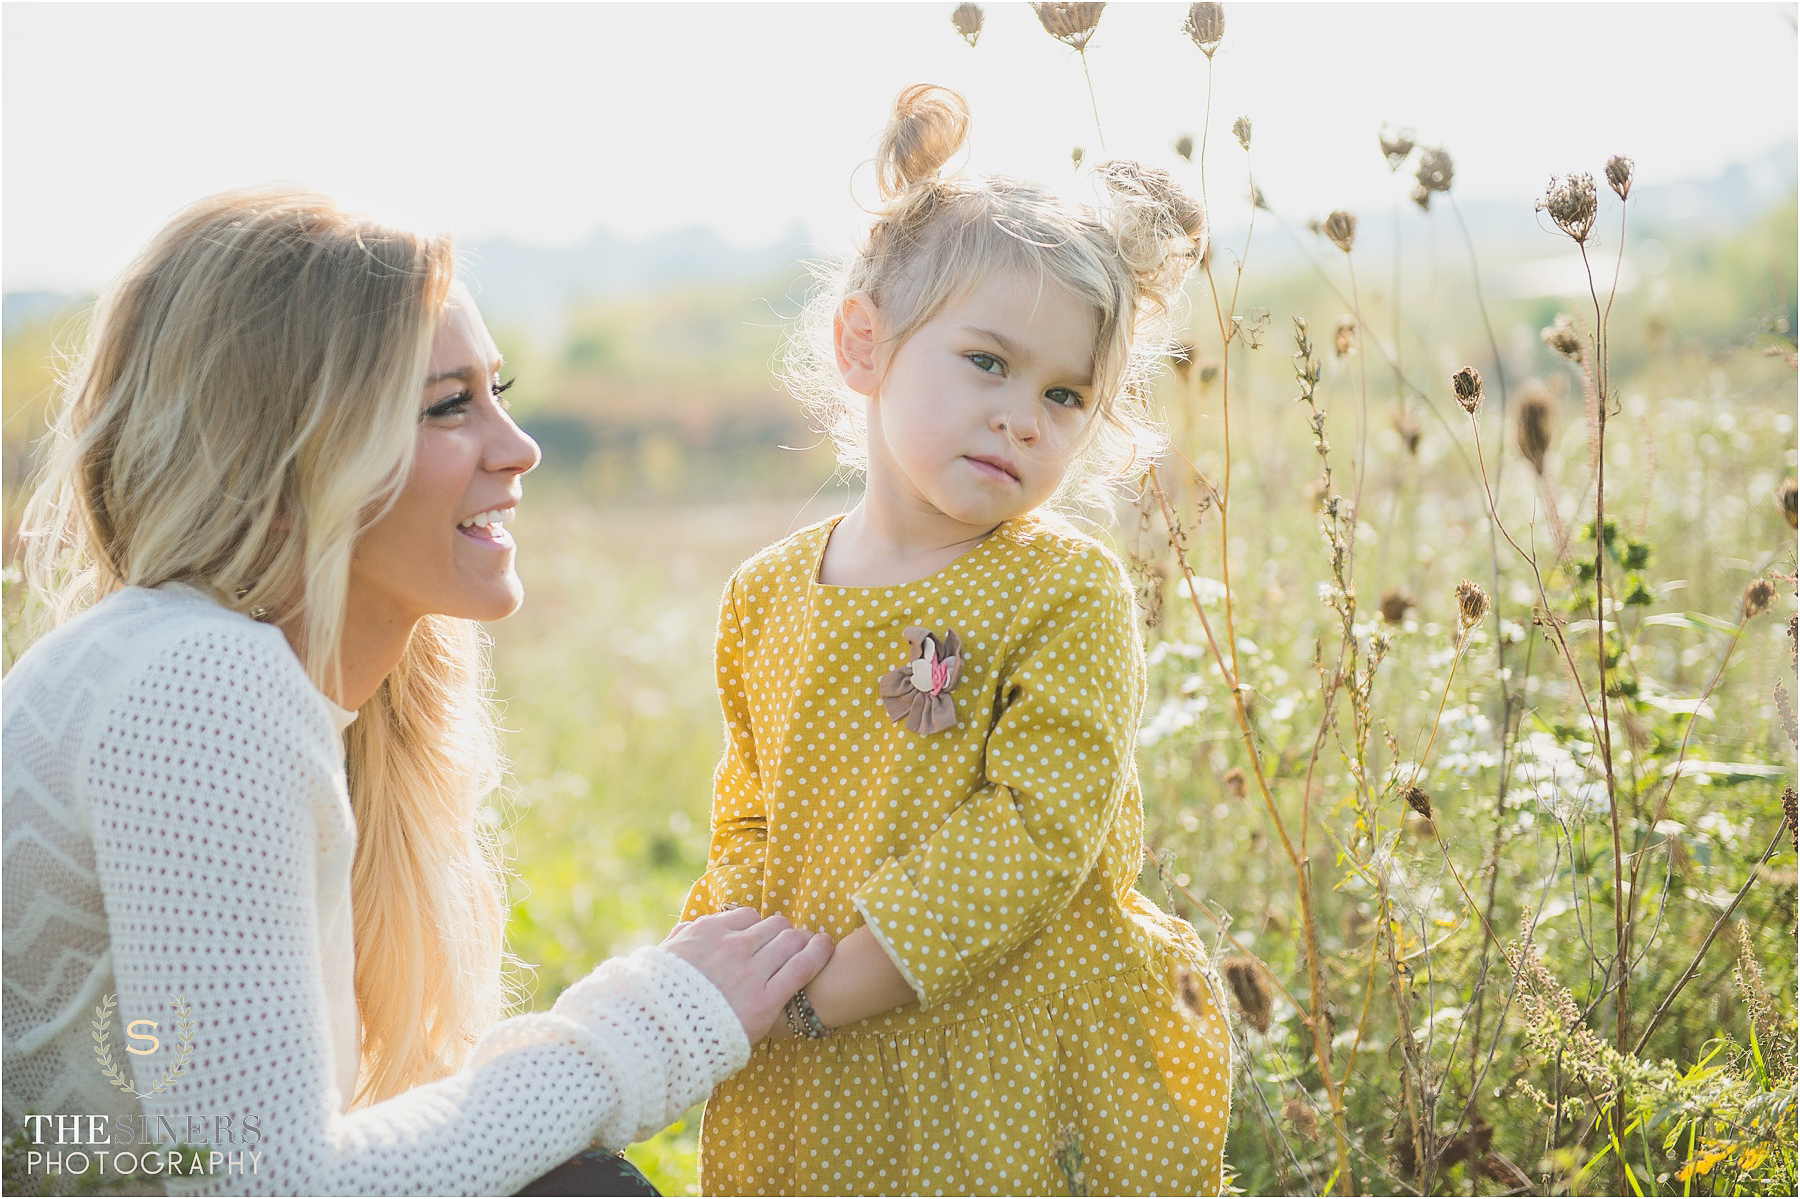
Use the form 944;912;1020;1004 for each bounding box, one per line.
1077;49;1105;152
1632;820;1791;1055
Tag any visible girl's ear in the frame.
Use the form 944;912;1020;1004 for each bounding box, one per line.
833;292;881;397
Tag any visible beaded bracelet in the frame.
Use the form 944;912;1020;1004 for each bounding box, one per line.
783;988;832;1039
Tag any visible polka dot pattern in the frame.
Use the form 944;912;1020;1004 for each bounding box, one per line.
682;513;1232;1195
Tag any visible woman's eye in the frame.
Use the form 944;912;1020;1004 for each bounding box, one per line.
423;391;473;421
493;376;516;410
967;352;1004;375
1046;388;1085;410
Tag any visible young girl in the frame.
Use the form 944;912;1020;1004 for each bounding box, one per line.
682;85;1232;1195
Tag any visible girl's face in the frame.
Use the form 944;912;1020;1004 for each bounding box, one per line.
349;286;540;628
842;270;1099;534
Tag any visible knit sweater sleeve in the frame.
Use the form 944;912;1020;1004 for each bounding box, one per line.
87;625;747;1197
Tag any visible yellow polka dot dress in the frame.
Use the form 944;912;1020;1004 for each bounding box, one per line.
682;513;1232;1196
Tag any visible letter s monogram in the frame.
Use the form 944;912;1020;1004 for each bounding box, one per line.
124;1019;160;1055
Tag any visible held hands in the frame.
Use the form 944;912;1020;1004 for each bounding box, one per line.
661;909;833;1044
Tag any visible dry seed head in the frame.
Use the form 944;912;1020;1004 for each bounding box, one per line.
951;3;984;45
1333;316;1356;358
1456;579;1491;628
1542;313;1584;362
1605;155;1634;200
1401;784;1433;820
1515;383;1555;475
1071;146;1085;170
1222;766;1247;799
1232;115;1252;151
1033;2;1105;51
1174;134;1194;163
1221;955;1271;1033
1416;146;1454;193
1410;182;1432;212
1184;2;1224;56
1322;210;1357;253
1779;478;1797;529
1379;588;1415;624
1539;172;1598;243
1783;785;1798;853
1282;1097;1319;1141
1451;365;1484;415
1391;406;1421;455
1379;125;1416;171
1741;577;1776;620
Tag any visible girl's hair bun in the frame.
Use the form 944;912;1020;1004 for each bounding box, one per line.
1095;159;1207;312
875;84;970;202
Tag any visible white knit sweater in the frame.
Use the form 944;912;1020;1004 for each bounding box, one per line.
1;583;748;1195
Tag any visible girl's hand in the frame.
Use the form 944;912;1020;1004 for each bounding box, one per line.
661;909;834;1044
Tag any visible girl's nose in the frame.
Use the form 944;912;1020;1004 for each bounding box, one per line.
992;391;1039;444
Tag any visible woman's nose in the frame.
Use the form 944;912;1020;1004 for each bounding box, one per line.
488;409;542;475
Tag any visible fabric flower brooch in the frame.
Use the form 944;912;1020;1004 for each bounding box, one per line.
878;627;964;735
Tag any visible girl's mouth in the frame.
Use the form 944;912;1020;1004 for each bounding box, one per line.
964;455;1019;484
457;506;516;547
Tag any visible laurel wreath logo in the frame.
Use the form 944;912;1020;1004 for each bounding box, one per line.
91;994;195;1099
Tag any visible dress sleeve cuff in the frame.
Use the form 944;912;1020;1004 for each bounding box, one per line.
851;856;969;1008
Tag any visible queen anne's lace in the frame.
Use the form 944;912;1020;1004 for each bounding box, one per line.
2;583;748;1196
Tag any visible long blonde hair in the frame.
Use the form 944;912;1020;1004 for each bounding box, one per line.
20;186;511;1106
786;84;1206;512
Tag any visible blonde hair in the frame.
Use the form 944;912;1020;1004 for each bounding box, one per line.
20;187;511;1106
787;83;1206;511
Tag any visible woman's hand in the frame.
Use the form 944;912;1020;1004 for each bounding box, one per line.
661;909;833;1043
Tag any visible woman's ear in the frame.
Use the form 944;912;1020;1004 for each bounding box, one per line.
833;292;881;397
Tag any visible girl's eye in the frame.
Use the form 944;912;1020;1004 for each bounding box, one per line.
967;352;1004;375
1045;388;1086;410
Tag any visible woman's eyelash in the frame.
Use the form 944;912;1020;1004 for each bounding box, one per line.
424;376;516;420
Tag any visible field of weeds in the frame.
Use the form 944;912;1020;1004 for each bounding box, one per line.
2;5;1794;1197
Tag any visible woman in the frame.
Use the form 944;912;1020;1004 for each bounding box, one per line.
0;188;831;1196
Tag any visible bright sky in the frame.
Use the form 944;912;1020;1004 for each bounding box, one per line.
3;1;1795;293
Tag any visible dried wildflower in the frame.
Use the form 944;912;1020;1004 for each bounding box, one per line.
1539;172;1598;243
1222;766;1247;799
1401;784;1433;820
1221;955;1271;1033
1741;577;1776;620
1333;316;1355;358
1780;477;1797;529
1455;579;1491;629
1033;2;1104;51
1183;2;1224;57
1251;184;1267;211
1173;134;1194;163
1783;786;1798;853
951;3;984;45
1605;154;1634;200
1321;210;1356;253
1379;125;1415;171
1451;365;1484;415
1409;182;1432;212
1391;407;1421;455
1415;146;1454;194
1541;313;1583;362
1071;146;1085;170
1515;383;1555;474
1053;1122;1087;1197
1167;339;1195;381
1282;1096;1319;1141
1232;115;1252;151
1379;588;1414;624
